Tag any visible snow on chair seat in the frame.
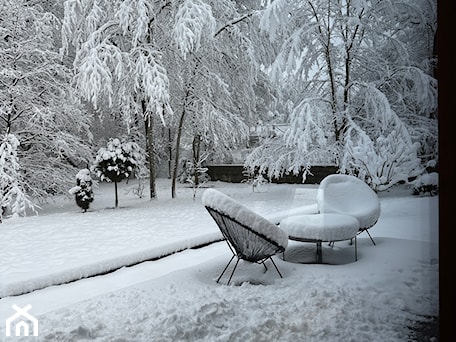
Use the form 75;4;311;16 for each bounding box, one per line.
202;188;288;285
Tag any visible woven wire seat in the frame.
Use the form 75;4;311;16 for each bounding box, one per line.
202;189;287;285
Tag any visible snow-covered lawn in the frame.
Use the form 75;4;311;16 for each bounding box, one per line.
0;179;438;341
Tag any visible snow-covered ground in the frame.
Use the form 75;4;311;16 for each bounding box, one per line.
0;179;439;341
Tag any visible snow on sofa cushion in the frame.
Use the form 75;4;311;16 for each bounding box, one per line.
202;189;288;249
265;203;319;225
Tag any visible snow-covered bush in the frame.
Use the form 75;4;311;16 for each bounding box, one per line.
340;87;423;191
179;159;210;185
341;122;422;191
412;172;438;196
91;138;143;207
69;169;94;212
0;134;35;221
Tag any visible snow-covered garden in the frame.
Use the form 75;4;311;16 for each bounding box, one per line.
0;0;440;341
0;179;438;341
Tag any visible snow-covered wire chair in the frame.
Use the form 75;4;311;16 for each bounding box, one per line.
202;189;288;285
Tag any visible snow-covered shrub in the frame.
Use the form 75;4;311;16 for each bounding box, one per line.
69;169;94;212
0;134;35;221
179;159;210;185
340;86;423;191
91;138;143;207
412;172;438;196
341;122;422;191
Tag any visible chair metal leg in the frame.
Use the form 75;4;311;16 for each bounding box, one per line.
269;257;283;278
365;229;376;245
316;241;323;263
226;258;241;285
354;235;358;261
216;254;236;283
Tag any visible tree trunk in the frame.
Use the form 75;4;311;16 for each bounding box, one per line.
114;180;118;208
171;98;188;198
192;134;201;187
168;127;173;179
171;60;198;198
143;101;156;199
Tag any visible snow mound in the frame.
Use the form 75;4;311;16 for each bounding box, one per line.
202;189;288;249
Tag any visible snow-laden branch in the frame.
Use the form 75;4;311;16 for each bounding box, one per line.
283;100;328;152
132;48;171;124
214;12;255;37
173;0;216;59
74;45;114;107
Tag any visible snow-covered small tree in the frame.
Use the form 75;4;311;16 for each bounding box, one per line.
69;168;94;212
91;138;143;208
0;134;34;221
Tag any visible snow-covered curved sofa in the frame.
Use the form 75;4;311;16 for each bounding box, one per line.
317;174;381;244
266;174;381;245
202;188;288;285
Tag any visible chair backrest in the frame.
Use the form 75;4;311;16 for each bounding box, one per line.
205;207;285;262
202;189;288;262
317;174;381;229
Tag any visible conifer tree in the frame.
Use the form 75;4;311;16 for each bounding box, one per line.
69;169;94;212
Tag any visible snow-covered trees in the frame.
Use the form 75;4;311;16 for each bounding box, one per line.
0;134;34;221
0;0;437;217
92;138;143;208
61;0;173;199
168;1;259;197
62;0;258;199
246;0;437;190
69;169;94;212
0;0;93;203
